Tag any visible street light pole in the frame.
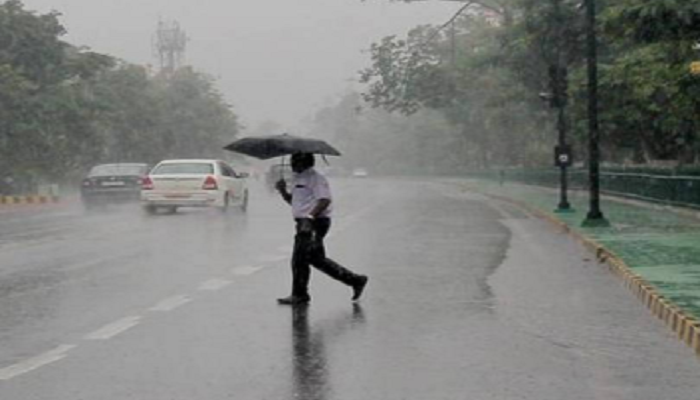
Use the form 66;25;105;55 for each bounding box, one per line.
556;95;571;211
582;0;609;227
553;0;571;212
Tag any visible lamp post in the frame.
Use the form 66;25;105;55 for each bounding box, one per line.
554;87;572;212
582;0;609;227
552;0;571;213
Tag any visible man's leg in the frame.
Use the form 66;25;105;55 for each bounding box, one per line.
278;222;313;304
309;219;368;300
291;231;312;299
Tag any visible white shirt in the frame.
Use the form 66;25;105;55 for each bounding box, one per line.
291;168;332;218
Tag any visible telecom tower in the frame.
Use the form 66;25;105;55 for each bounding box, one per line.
153;20;187;74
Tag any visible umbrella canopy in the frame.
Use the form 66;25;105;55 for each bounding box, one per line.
223;133;341;160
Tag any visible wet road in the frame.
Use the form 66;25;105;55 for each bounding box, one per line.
0;178;698;399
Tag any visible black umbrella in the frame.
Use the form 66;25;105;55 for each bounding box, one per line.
223;133;341;160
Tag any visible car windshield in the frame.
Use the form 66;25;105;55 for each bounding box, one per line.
152;163;214;175
89;164;147;177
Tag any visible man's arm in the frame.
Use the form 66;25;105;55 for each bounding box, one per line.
308;198;331;219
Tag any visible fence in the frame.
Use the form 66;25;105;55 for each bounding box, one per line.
477;168;700;209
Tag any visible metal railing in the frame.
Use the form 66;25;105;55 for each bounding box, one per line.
478;168;700;209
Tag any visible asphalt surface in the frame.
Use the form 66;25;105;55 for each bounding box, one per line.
466;178;700;320
0;178;698;399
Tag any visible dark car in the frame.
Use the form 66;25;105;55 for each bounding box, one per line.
81;163;149;208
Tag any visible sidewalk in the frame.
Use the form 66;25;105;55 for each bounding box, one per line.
460;179;700;322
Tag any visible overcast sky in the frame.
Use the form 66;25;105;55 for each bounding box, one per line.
22;0;460;132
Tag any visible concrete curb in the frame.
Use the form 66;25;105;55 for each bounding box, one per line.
483;192;700;359
0;195;60;205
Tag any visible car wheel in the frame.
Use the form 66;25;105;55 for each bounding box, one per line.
143;205;157;215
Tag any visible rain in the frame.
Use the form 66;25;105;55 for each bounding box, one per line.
1;0;700;399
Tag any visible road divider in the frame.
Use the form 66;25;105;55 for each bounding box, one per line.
0;195;59;205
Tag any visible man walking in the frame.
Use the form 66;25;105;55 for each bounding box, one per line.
275;152;368;305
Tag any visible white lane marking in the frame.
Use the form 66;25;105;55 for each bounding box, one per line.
256;254;287;263
84;316;141;340
198;279;232;292
231;265;264;276
0;344;76;381
149;295;193;312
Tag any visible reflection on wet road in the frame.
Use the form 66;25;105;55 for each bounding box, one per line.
292;305;329;400
0;178;698;399
290;304;365;400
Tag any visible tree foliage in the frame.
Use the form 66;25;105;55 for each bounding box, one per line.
345;0;700;171
0;1;240;187
597;0;700;162
604;0;700;43
357;4;555;169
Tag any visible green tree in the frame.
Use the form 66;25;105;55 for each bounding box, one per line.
595;0;700;162
154;67;239;160
0;1;115;183
605;0;700;43
358;0;700;168
0;1;241;188
359;8;558;168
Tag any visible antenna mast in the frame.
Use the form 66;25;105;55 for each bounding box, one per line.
153;20;188;75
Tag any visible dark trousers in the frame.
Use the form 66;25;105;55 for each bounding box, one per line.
291;218;362;298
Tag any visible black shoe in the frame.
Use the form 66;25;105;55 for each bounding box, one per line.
352;276;368;301
277;295;310;305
